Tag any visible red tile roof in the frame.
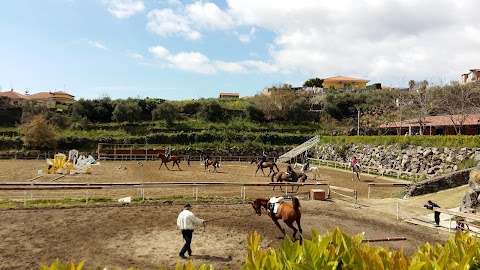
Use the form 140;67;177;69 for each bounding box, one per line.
28;92;53;99
0;90;29;100
323;76;370;83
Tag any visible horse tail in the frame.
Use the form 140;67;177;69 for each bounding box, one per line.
292;196;300;210
274;162;279;172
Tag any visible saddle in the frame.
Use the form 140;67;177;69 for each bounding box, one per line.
268;197;284;214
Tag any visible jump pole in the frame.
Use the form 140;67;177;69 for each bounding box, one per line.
362;237;406;242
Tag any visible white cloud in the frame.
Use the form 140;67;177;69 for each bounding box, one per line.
101;0;145;19
128;52;144;60
185;1;234;30
148;45;277;75
147;9;201;40
88;40;108;50
167;52;216;74
162;0;181;5
236;27;256;43
224;0;480;85
149;45;170;58
141;0;480;86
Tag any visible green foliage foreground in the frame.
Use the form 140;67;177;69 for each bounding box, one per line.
40;227;480;270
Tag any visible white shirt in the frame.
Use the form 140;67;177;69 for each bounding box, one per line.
177;209;204;230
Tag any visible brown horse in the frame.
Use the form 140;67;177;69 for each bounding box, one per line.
158;154;182;170
250;197;302;243
251;158;280;176
204;159;220;172
271;171;308;192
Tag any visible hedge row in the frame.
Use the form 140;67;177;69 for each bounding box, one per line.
0;132;316;151
320;135;480;148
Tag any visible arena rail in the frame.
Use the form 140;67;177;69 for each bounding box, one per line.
397;200;480;232
367;183;410;199
0;181;334;206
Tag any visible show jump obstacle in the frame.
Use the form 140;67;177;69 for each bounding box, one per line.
45;149;97;174
97;143;165;161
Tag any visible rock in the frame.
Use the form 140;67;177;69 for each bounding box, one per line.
423;149;433;157
469;169;480;191
463;189;479;209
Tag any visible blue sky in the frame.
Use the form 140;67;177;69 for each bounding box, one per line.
0;0;479;101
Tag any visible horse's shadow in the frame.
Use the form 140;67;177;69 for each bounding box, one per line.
191;254;232;262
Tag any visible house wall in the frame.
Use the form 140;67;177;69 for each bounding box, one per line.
53;94;75;104
323;81;367;89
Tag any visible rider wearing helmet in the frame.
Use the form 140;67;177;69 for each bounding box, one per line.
261;151;267;167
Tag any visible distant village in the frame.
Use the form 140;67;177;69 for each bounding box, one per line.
2;69;479;109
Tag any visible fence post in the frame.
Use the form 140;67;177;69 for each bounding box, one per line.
86;190;89;205
24;191;27;207
353;190;357;208
368;185;371;199
396;202;400;220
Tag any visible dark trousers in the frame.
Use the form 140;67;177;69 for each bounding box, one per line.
179;229;193;256
434;211;440;225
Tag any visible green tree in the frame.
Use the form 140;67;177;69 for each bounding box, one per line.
246;104;265;122
111;99;142;123
200;100;224;122
303;77;324;88
254;84;297;121
152;101;179;126
19;114;58;150
20;100;48;123
288;97;313;122
182;100;202;116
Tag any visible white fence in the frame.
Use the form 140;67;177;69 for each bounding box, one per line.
0;181;335;205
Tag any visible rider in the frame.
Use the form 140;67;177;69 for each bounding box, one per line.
204;153;211;166
165;147;171;161
286;161;297;182
302;160;310;173
351;156;360;181
352;156;359;169
261;151;267;167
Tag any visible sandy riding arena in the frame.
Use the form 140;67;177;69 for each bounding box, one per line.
0;160;449;270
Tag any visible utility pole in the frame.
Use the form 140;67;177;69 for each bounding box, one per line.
357;108;360;136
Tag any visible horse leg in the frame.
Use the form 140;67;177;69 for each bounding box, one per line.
260;167;265;176
285;221;298;241
255;167;260;176
295;216;303;244
176;161;182;171
272;218;286;237
159;161;164;170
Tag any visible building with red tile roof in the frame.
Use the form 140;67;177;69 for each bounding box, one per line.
0;90;75;108
380;114;480;135
0;90;29;106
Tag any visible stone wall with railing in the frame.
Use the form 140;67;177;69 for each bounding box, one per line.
315;144;480;178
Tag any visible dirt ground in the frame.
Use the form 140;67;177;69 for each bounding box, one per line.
0;159;451;270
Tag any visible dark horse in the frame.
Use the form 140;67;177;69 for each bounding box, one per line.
250;197;302;243
251;158;280;176
158;154;182;170
204;159;220;172
271;171;308;192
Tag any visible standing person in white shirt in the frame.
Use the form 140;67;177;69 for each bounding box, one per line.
177;203;205;259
